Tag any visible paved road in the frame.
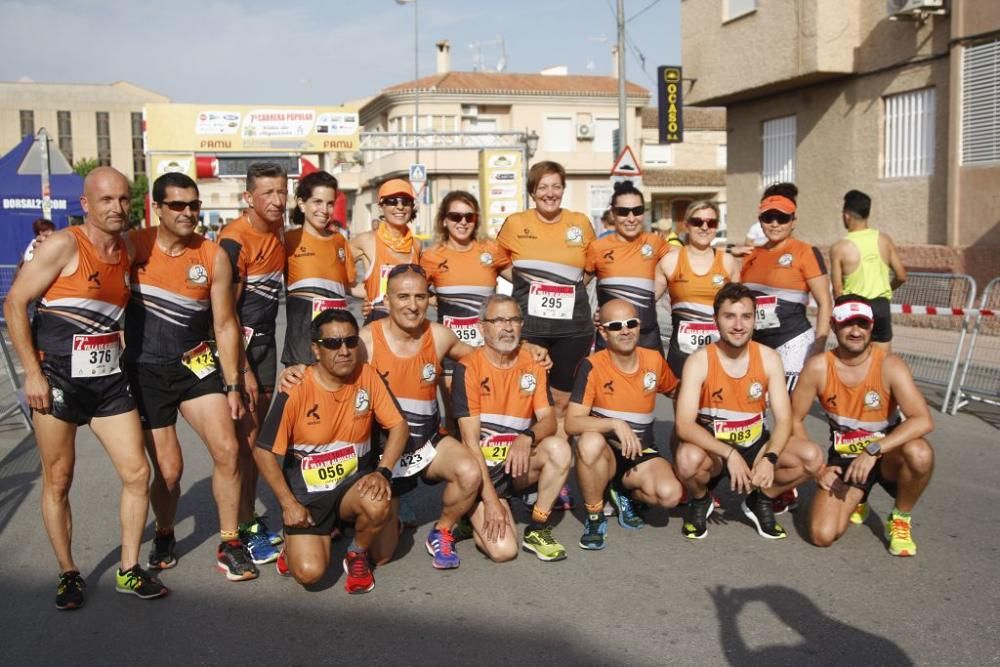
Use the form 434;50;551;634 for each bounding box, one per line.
0;322;998;665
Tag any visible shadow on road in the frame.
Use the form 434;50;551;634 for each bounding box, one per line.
709;584;912;666
0;431;39;538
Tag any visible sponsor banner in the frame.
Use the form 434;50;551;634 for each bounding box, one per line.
657;66;684;144
478;149;524;238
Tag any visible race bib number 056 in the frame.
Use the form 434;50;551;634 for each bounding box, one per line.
528;282;574;320
71;332;121;378
677;322;720;355
713;414;764;449
443;315;483;347
300;445;358;493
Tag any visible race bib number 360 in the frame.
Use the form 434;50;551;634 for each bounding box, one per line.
528;282;574;320
311;297;348;320
833;429;884;458
300;445;358;493
481;433;518;467
755;296;780;330
71;333;121;378
443;315;483;347
677;322;720;355
713;414;764;449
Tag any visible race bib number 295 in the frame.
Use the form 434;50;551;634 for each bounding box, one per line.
528;283;574;320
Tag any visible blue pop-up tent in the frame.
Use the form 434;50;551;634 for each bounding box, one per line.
0;134;84;266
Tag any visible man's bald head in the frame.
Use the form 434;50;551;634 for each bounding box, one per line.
81;166;132;233
83;167;130;197
598;299;640;355
600;299;637;324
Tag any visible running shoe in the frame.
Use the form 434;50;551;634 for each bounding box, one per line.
398;497;418;529
609;487;645;530
553;485;574;511
741;490;787;540
522;525;567;561
602;500;616;517
886;511;916;557
275;549;291;577
425;527;461;569
241;529;280;565
216;540;258;582
147;530;177;571
244;516;283;546
115;565;169;599
850;502;870;525
520;491;539;507
343;550;375;594
452;517;474;542
578;516;608;550
55;570;85;610
772;488;799;515
682;494;714;539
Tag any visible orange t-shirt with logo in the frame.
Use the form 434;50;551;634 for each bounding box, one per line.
697;342;770;449
818;347;899;459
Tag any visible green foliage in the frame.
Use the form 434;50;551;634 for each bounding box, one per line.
130;174;148;227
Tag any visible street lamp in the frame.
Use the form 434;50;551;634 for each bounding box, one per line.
395;0;419;163
525;129;540;159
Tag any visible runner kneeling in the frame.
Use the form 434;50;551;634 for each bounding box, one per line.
255;309;408;593
674;283;822;540
792;295;934;556
565;299;683;550
452;295;572;562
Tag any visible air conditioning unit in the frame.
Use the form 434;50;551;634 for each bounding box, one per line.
887;0;946;18
576;123;595;140
461;104;479;118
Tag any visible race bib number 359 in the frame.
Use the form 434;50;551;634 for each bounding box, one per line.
528;283;574;320
443;315;484;347
71;333;121;378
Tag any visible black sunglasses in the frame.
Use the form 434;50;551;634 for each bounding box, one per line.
759;212;794;225
688;217;720;229
387;263;427;279
313;335;360;350
613;205;645;218
601;318;640;331
444;211;478;223
382;196;415;208
160;200;202;212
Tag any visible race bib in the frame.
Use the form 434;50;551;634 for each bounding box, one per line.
300;445;359;493
677;321;721;355
375;265;393;304
713;413;764;449
481;432;518;467
311;297;348;320
392;440;437;477
70;333;121;378
181;341;217;379
241;326;254;349
443;315;483;347
528;282;574;320
833;429;884;458
755;296;780;330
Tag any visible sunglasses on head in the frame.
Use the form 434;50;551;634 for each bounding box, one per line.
687;217;720;229
382;196;415;208
313;335;360;350
759;212;794;225
602;318;640;331
160;200;202;212
613;206;645;218
387;263;427;279
444;211;478;223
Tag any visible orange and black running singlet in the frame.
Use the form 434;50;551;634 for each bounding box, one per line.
818;347;899;459
218;216;285;340
696;342;770;449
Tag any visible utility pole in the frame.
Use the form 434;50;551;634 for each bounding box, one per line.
37;128;52;221
616;0;627;153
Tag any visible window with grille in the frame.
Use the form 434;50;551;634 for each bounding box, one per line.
57;111;73;163
883;88;935;178
96;111;111;166
962;39;1000;165
20;110;34;137
131;112;145;175
761;115;796;186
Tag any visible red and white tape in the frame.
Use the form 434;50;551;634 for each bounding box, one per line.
890;304;996;317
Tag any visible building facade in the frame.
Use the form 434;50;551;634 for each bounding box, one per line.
681;0;1000;284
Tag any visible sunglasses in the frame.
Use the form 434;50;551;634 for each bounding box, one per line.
444;211;478;223
601;318;640;331
482;316;523;326
313;335;361;350
387;263;427;279
382;196;415;208
759;212;794;225
687;217;720;229
613;206;645;218
160;200;202;212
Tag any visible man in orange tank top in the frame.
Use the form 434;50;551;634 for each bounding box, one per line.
791;295;934;556
675;283;822;541
3;167;168;608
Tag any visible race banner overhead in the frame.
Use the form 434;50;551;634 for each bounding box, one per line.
144;103;360;153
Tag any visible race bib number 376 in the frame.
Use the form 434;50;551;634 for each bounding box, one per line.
528;282;574;320
71;333;121;378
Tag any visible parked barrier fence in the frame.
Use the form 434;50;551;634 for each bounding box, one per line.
951;276;1000;414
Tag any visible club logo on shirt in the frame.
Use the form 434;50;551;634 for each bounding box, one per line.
603;249;615;263
87;271;101;289
480;377;492;395
519;372;537;395
642;370;657;392
748;382;764;400
566;226;584;246
306;403;320;424
480;252;494;267
436;258;450;273
778;253;794;268
864;391;881;409
711;387;724;402
338;247;346;262
421;363;437;384
603;379;615;395
640;244;653;258
355;389;370;416
712;274;725;286
187;264;209;286
517;227;538;240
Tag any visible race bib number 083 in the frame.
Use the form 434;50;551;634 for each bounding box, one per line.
713;414;764;449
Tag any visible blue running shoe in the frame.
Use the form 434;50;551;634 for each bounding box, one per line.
425;527;461;569
246;516;283;546
241;529;280;565
609;487;645;529
578;515;608;550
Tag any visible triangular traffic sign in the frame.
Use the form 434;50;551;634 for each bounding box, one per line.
611;146;642;177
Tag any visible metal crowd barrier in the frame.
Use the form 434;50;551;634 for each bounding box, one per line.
951;276;1000;414
890;272;977;411
0;264;16;307
0;265;33;431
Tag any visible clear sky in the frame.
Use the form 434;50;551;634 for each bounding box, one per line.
0;0;681;104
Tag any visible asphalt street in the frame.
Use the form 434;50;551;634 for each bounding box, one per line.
0;317;998;665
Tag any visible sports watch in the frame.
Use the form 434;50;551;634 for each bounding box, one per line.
376;466;393;481
864;441;882;457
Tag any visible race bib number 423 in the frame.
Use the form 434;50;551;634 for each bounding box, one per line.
443;315;483;347
391;441;437;477
70;332;121;378
677;322;720;355
528;282;574;320
713;414;764;449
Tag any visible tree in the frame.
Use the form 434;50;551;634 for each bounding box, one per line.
72;158;99;178
130;174;148;228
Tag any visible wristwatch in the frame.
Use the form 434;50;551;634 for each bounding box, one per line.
864;441;882;457
763;452;778;465
224;383;244;393
375;466;393;481
522;430;537;446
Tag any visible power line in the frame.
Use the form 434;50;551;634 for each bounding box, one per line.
627;0;661;23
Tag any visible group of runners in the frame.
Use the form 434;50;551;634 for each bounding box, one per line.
3;158;934;608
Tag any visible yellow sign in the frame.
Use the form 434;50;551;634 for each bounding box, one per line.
478;149;525;238
144;103;360;153
151;154;195;179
